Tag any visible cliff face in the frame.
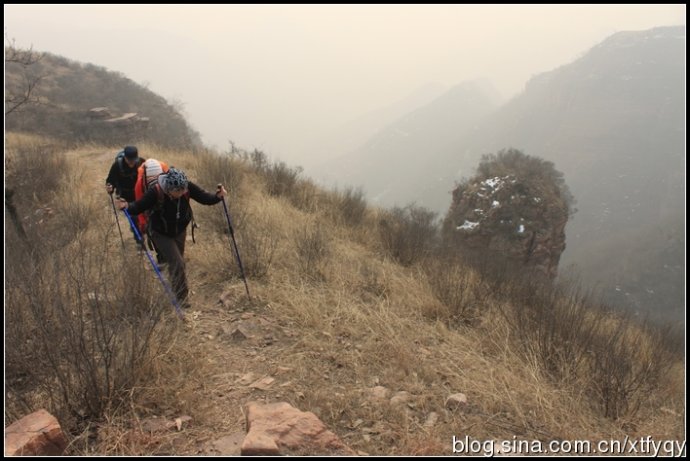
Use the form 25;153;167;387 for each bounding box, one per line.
443;151;571;279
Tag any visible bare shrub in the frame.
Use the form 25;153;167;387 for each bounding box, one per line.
287;178;328;214
192;148;246;202
378;204;438;266
57;188;95;238
5;140;69;248
494;269;681;420
241;148;302;198
295;222;331;281
264;160;302;197
188;149;250;248
494;272;601;383
5;37;45;116
422;257;485;325
247;147;269;172
334;186;368;227
5;140;68;207
587;313;680;419
229;208;280;279
5;229;175;430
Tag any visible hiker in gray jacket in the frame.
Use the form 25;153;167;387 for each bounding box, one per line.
117;167;227;308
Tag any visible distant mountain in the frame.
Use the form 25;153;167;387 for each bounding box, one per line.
452;25;685;321
318;26;685;322
302;82;449;172
310;79;501;207
5;51;202;149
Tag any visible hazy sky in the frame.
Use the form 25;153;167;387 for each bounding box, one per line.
4;4;686;167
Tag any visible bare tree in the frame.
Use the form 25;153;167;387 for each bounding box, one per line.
5;34;46;239
5;34;45;116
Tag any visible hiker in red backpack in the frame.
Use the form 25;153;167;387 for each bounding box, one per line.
134;158;170;232
133;158;170;262
116;168;227;308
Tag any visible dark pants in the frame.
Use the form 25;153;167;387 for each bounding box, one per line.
145;231;165;264
151;229;188;304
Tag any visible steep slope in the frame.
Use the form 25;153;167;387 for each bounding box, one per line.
6;137;682;455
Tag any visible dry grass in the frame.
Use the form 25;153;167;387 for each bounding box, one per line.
5;135;685;456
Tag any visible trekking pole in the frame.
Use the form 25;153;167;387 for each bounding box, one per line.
109;193;125;248
218;184;251;300
122;208;185;320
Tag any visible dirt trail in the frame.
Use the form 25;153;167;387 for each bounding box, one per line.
87;148;298;455
167;293;292;455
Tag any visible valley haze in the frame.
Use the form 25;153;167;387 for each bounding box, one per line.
4;4;685;167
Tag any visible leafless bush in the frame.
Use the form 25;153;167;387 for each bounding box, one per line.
295;222;330;281
230;208;280;279
334;186;368;227
241;148;302;198
264;160;302;198
378;204;438;266
285;177;326;213
5;144;176;430
505;277;599;381
587;313;680;419
5;141;67;208
190;149;250;246
246;147;269;172
5;229;175;430
5;37;45;116
422;257;485;325
494;270;681;420
447;245;528;297
192;149;246;202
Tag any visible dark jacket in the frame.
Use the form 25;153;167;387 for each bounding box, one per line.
127;182;221;237
105;157;145;202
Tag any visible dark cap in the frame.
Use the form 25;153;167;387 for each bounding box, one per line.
124;146;138;159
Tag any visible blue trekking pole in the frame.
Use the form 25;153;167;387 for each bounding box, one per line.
122;208;184;320
218;184;251;300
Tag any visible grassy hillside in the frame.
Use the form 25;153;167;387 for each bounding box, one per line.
5;49;202;149
5;133;684;455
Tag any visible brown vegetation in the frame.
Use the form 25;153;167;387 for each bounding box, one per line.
4;134;685;455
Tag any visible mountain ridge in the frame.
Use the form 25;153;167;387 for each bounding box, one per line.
316;25;685;322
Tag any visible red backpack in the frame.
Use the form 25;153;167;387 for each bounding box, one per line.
134;159;169;234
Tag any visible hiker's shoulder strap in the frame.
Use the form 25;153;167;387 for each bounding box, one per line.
140;163;148;187
153;183;165;202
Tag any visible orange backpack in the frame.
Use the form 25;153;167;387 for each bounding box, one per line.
134;159;169;234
